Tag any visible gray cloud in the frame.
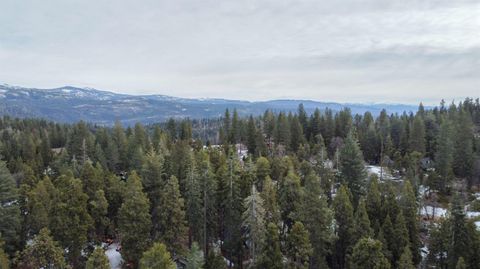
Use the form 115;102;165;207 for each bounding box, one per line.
0;0;478;104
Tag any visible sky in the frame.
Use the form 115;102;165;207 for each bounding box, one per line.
0;0;479;104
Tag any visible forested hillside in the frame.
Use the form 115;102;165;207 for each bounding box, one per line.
0;98;479;269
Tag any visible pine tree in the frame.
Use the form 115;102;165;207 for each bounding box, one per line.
285;222;313;269
261;175;280;225
290;116;304;152
195;152;217;254
274;112;291;147
86;247;110;269
0;161;20;254
408;116;426;155
141;150;165;220
351;238;391;269
220;153;243;266
80;161;104;200
246;116;257;156
257;223;283;269
89;189;109;240
139;242;176;269
397;246;415;269
299;172;333;268
333;185;355;269
339;131;367;205
447;195;471;268
18;228;67;269
118;171;152;265
392;212;409;263
25;177;57;235
204;250;227;269
50;172;92;264
354;198;373;241
186;242;204;269
434;120;454;193
157;175;187;253
0;236;9;269
399;180;421;264
381;214;395;264
297;103;308;136
453;110;474;179
279;169;303;231
366;177;382;233
456;257;466;269
255;157;270;192
242;185;266;265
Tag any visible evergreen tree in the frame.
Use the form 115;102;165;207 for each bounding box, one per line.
257;223;283;269
397;246;415;269
279;169;303;231
242;185;266;265
80;161;103;201
456;257;466;269
447;195;471;268
50;173;92;264
339;131;367;205
261;175;280;225
453;110;474;179
333;185;355;269
86;247;110;269
141;150;165;225
366;177;382;233
118;172;152;265
434;120;454;192
392;212;409;264
139;242;176;269
157;175;187;253
219;153;243;266
0;161;20;254
18;228;67;269
195;152;217;254
25;177;57;235
354;198;373;241
274;112;291;147
255;157;270;192
204;250;227;269
186;242;204;269
351;238;391;269
246;116;257;156
89;189;109;240
290;116;304;152
299;172;334;268
381;214;395;264
399;181;421;264
285;222;313;269
408;116;426;155
0;236;9;269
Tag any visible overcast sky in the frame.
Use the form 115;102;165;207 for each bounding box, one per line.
0;0;479;104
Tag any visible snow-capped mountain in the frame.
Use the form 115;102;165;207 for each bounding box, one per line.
0;84;420;125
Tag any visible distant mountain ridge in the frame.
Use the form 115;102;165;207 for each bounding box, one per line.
0;83;420;125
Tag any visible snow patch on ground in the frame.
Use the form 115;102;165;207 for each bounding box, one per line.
475;221;480;231
105;243;123;269
365;165;398;180
420;206;448;218
467;211;480;218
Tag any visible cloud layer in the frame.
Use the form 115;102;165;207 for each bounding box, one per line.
1;0;479;104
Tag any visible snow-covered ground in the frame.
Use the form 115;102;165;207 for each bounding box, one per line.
420;205;480;221
105;243;123;269
475;221;480;231
420;206;448;218
366;165;398;180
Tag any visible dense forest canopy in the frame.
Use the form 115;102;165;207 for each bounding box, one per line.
0;98;480;268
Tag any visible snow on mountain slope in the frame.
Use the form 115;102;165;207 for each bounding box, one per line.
0;83;420;125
